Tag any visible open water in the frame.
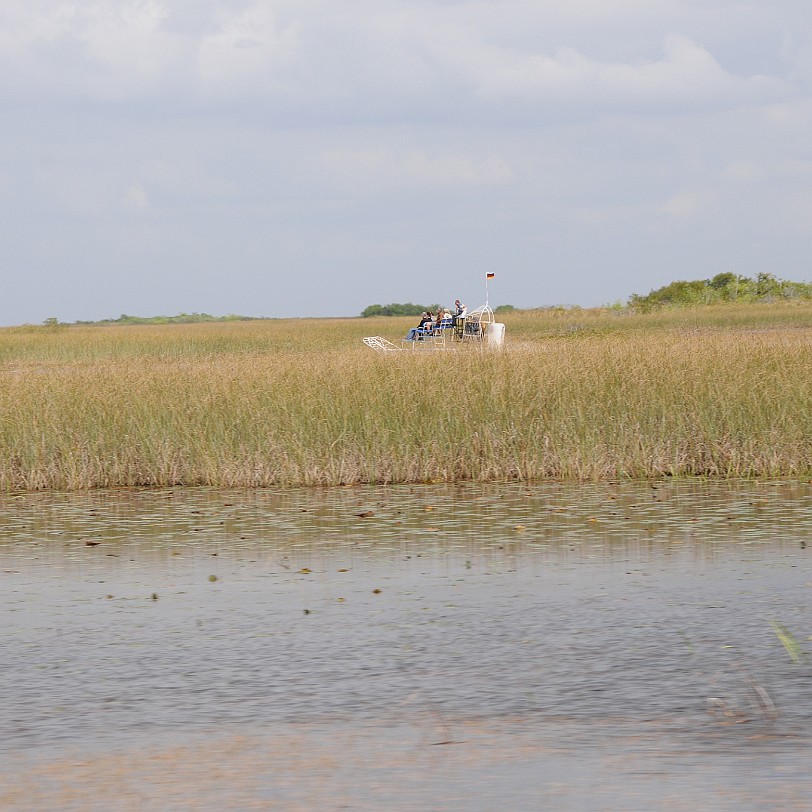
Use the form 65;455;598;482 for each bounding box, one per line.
1;481;811;810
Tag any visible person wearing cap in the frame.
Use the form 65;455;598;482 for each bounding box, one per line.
405;311;433;341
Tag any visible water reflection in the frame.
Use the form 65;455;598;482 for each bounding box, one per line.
2;480;810;565
1;482;811;809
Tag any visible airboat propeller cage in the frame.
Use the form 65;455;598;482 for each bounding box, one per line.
467;304;495;331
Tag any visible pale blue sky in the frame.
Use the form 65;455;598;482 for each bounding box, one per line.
2;0;811;324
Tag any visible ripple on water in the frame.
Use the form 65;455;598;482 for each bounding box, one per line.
1;482;811;778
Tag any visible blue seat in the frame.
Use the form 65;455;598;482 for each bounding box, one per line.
402;318;454;348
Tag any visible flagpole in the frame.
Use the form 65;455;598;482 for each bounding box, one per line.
485;272;495;308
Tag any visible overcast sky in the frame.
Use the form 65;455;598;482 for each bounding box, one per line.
1;0;811;324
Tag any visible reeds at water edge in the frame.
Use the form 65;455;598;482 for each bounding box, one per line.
1;305;810;490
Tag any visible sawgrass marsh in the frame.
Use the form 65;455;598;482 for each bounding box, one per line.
1;303;810;490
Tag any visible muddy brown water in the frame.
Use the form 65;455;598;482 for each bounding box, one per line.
1;481;811;811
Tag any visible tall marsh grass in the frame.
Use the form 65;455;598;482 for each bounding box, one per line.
1;305;810;490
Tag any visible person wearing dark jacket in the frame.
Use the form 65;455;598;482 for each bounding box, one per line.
405;311;433;341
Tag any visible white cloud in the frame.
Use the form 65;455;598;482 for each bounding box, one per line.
658;190;705;218
1;1;811;324
779;158;812;178
785;193;812;233
724;161;766;182
120;182;149;213
33;160;116;217
319;148;513;191
0;0;186;101
466;33;788;111
0;0;798;118
196;4;304;99
763;98;812;127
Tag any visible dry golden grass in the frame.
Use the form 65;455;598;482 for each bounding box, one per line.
1;304;810;490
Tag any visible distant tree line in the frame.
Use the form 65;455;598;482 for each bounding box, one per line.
629;273;812;311
361;302;517;317
71;313;261;326
361;302;439;317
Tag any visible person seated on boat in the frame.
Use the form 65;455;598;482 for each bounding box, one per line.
438;309;453;327
404;311;433;341
427;308;449;330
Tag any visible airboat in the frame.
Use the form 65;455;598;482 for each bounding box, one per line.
363;303;505;353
